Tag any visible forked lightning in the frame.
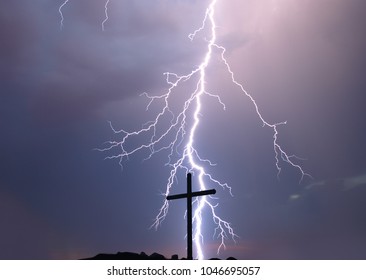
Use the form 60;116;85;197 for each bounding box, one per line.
61;0;310;259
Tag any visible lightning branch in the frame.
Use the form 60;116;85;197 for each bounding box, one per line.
58;0;313;259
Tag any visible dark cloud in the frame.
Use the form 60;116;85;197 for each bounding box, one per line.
0;0;366;259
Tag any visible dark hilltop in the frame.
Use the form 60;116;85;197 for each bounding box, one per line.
82;251;237;260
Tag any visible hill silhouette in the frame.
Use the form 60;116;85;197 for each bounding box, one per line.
82;251;236;260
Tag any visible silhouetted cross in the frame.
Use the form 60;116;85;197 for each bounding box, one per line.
167;172;216;260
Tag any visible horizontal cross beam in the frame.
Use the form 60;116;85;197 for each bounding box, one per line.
167;189;216;200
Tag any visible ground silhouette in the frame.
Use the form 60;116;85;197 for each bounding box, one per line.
82;251;236;260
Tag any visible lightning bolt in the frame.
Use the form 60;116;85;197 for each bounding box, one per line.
102;0;110;31
98;0;311;259
58;0;111;31
58;0;69;30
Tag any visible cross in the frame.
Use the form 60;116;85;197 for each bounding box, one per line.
166;172;216;260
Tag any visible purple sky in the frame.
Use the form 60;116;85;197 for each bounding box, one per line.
1;0;366;259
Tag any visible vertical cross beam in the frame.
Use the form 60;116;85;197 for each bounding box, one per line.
167;173;216;260
186;173;192;260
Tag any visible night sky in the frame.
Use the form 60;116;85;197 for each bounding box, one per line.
1;0;366;260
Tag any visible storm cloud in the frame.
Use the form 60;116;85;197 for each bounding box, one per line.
0;0;366;259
